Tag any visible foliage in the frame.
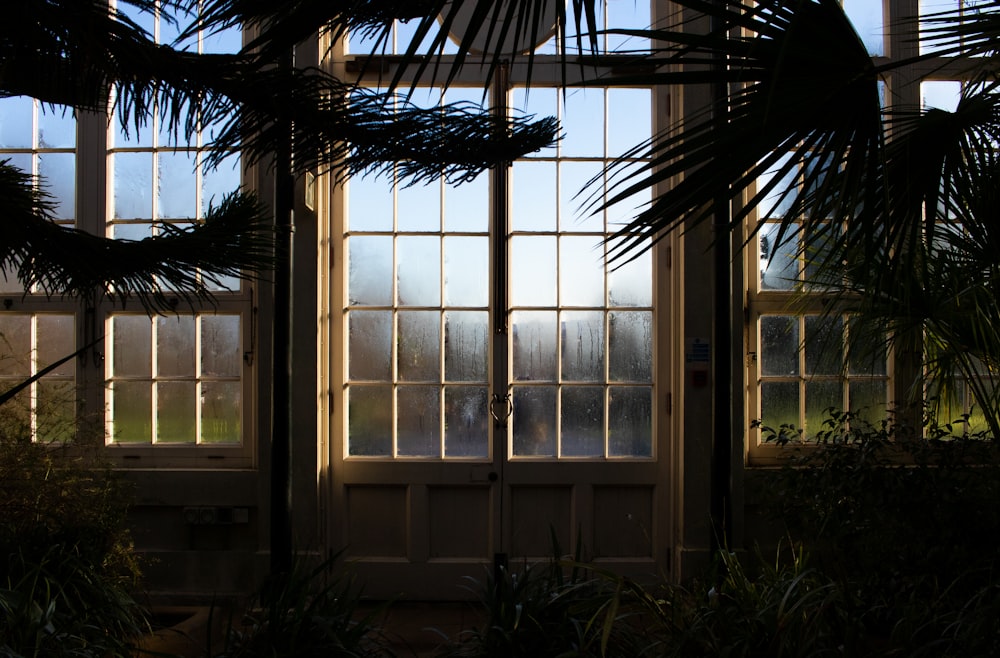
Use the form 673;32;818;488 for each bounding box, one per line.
212;553;390;658
437;557;652;658
0;409;145;658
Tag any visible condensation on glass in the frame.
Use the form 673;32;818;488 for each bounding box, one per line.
107;313;242;444
345;85;654;460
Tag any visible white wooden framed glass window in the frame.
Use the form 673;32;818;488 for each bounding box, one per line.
0;1;253;466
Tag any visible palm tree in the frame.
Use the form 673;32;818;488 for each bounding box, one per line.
0;0;558;313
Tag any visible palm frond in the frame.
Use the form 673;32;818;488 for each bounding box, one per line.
1;163;273;313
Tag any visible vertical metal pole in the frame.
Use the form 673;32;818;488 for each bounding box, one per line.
710;2;733;553
270;46;294;577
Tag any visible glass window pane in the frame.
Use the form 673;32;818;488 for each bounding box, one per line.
157;316;196;377
35;380;75;443
0;315;31;376
444;311;488;382
512;385;556;456
560;236;605;307
201;315;241;377
157;151;197;219
606;0;651;52
37;152;75;220
111;381;151;443
113;152;153;219
608;246;652;307
561;89;605;158
202;153;241;216
842;0;884;56
512;162;556;232
348;236;393;306
0;96;33;148
609;311;652;382
561;311;605;382
761;381;800;434
397;236;441;306
349;385;392;456
156;381;196;443
397;179;440;232
444;236;488;307
512;311;558;382
805;380;843;433
511;236;557;306
761;316;799;376
759;223;799;290
348;175;394;232
348;311;392;381
607;88;651;156
444;175;488;232
398;386;440;456
398;311;440;382
35;315;74;376
849;380;887;421
560;161;604;232
609;385;652;457
561;386;604;457
444;385;489;457
201;381;241;443
112;316;152;377
804;315;843;376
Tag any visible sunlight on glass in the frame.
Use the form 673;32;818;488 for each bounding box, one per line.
921;80;962;111
398;386;440;456
512;311;558;381
561;386;604;456
512;385;556;456
559;236;605;307
561;89;605;158
760;316;799;376
444;386;489;457
512;162;557;231
560;161;604;232
561;311;605;381
759;222;800;290
348;385;392;456
842;0;884;56
511;236;557;306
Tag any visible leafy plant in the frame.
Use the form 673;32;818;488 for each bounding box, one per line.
0;407;145;657
212;553;390;658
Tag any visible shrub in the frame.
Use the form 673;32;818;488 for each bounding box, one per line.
0;408;145;657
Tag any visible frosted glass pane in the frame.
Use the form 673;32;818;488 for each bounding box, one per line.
348;311;392;380
201;381;241;443
849;380;886;421
608;246;651;307
348;175;394;231
202;153;241;214
444;385;489;457
38;153;75;220
511;236;556;306
397;236;441;306
848;318;887;376
156;381;196;443
113;152;153;219
609;311;652;382
111;381;151;443
512;385;556;456
560;161;604;232
0;96;33;147
561;386;604;457
561;89;604;158
201;314;241;376
157;151;197;218
761;316;799;376
512;162;556;231
0;315;31;375
35;380;75;443
157;315;195;377
112;316;151;377
559;236;605;307
35;315;74;375
512;311;557;382
112;222;152;241
444;236;488;306
113;105;153;148
444;175;488;232
761;381;799;432
444;311;488;382
804;315;843;376
609;385;652;457
842;0;884;56
397;386;440;456
921;80;961;112
606;162;652;229
348;385;392;456
348;236;393;306
0;264;23;295
398;311;440;382
561;311;605;381
608;88;651;156
806;380;843;433
759;223;799;290
397;179;440;232
37;106;75;148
